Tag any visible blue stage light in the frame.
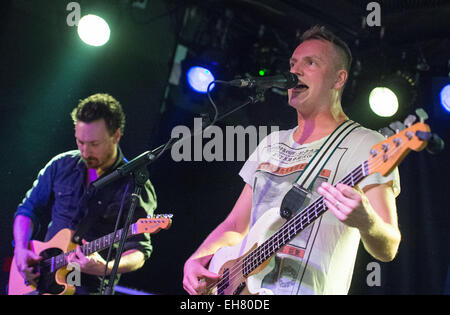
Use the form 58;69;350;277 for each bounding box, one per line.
186;66;215;93
440;84;450;113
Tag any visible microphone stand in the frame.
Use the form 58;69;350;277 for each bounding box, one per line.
94;85;267;295
102;165;148;296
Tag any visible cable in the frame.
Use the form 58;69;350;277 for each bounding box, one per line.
99;183;130;295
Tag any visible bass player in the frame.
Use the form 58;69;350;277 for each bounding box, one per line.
182;25;401;295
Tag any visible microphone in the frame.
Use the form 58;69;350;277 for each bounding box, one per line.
226;72;299;89
91;150;156;190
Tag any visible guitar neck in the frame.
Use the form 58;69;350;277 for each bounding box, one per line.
49;224;137;271
242;161;369;276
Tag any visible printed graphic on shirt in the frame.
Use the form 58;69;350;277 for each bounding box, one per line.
267;143;318;163
250;141;349;295
240;126;400;294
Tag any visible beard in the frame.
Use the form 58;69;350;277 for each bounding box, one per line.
82;147;116;170
83;157;100;169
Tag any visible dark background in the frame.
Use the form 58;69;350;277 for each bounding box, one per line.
0;0;449;295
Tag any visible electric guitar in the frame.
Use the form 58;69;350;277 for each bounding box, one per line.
8;214;173;295
207;111;436;295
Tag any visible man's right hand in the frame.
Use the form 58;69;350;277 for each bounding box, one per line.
14;248;42;287
183;256;220;295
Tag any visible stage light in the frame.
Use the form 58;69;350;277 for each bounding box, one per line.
77;14;110;47
440;84;450;113
369;87;399;117
186;66;215;93
258;68;267;76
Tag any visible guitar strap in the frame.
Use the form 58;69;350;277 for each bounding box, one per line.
279;120;360;219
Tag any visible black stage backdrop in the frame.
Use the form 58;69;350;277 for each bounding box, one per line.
0;0;448;295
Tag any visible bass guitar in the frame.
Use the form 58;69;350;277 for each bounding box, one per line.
8;214;172;295
207;111;435;295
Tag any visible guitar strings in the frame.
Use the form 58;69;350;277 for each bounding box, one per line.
39;224;136;272
208;165;366;294
218;140;408;293
206;139;408;294
219;148;399;293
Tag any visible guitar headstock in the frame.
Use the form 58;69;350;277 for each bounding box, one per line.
134;214;173;235
368;110;431;177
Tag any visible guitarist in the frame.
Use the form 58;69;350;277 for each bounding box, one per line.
183;26;401;295
12;93;157;294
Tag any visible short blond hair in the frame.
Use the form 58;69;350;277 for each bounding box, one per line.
300;25;352;72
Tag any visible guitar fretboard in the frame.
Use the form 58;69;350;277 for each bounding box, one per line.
242;161;369;276
44;224;136;272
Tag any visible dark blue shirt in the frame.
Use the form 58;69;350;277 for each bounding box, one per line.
15;148;157;293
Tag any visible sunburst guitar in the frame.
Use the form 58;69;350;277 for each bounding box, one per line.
8;214;173;295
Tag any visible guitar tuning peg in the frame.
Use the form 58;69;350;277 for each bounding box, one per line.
415;108;429;123
404;114;417;127
389;121;405;133
378;127;395;138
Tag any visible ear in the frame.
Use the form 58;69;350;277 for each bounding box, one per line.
113;128;121;144
333;69;348;90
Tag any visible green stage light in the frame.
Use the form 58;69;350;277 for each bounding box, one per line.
77;14;110;47
369;87;399;117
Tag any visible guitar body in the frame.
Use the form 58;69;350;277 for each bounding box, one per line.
207;117;434;296
9;228;78;295
208;208;285;295
8;215;173;295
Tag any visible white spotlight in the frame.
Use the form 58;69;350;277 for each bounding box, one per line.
369;87;399;117
77;14;111;47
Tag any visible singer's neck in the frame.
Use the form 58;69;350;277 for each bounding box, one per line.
293;104;348;145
